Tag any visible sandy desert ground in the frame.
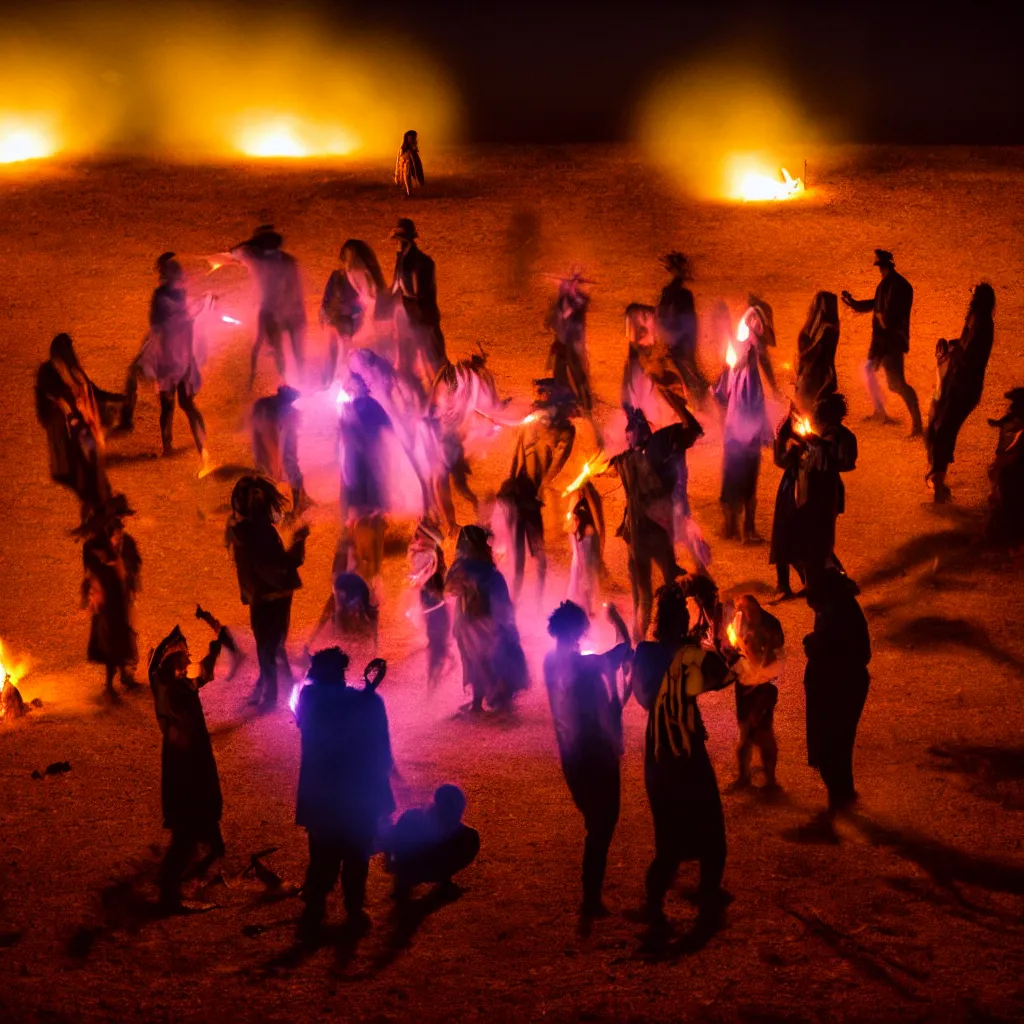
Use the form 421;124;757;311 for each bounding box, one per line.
1;145;1023;1022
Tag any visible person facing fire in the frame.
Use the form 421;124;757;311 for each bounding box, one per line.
794;291;841;414
496;430;548;602
408;516;450;690
983;388;1024;547
251;385;310;516
655;252;709;405
295;647;395;939
149;616;231;913
227;225;307;386
841;249;923;436
544;601;631;917
925;283;996;503
395;129;425;197
35;332;121;522
632;581;733;930
567;488;603;616
225;476;309;709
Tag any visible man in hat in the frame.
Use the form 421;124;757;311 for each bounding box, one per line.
251;385;310;514
390;218;447;391
227;226;307;386
841;250;923;436
656;253;709;405
149;615;231;912
295;647;396;939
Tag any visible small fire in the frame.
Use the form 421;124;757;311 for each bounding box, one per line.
235;117;358;159
0;118;57;164
736;319;750;343
520;412;540;426
288;677;309;715
562;452;611;497
725;615;741;649
0;640;28;722
740;167;805;202
725;343;738;369
794;415;815;437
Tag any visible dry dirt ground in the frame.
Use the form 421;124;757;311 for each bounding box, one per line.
1;145;1023;1023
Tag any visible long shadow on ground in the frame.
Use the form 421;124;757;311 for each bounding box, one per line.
885;615;1024;676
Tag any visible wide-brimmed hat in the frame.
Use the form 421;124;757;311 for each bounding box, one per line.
250;225;283;251
873;249;895;266
389;218;418;241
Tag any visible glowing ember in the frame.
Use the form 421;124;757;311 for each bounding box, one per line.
0;118;56;164
725;343;738;369
726;615;742;649
739;167;804;202
736;319;750;343
562;452;611;497
0;639;28;722
794;415;815;437
520;412;540;425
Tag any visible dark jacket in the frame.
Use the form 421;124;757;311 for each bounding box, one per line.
392;243;441;328
656;280;698;356
227;517;306;605
849;271;913;359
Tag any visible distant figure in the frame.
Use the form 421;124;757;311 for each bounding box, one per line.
841;249;923;436
408;517;450;690
390;218;446;390
656;252;709;404
742;296;781;399
228;226;307;386
295;648;395;939
320;240;388;382
79;499;141;697
715;327;772;543
445;525;528;712
395;130;425;197
794;291;841;414
632;582;733;929
35;333;120;521
123;253;208;466
225;476;309;708
726;595;784;790
770;394;857;598
925;283;996;502
544;601;631;916
251;385;310;515
802;569;871;826
149;617;230;913
546;268;597;438
385;785;480;899
983;388;1024;547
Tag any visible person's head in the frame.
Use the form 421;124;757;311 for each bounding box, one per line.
625;303;656;345
275;385;301;408
251;225;283;251
151;626;191;682
873;249;895;277
155;251;184;285
49;332;78;368
804;290;839;335
547;600;590;649
571;494;595;534
307;646;350;686
970;281;996;318
806;567;860;611
624;404;652;449
432;784;466;829
390;217;418;249
455;524;493;564
403;129;418;148
230;474;287;523
661;251;692;281
814;392;848;430
653;581;690;645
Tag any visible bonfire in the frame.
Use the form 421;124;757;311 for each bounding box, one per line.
0;640;26;722
740;167;805;202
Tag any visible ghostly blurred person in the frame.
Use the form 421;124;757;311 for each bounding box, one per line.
385;785;480;899
632;582;733;928
622;303;697;427
320;240;388;382
742;295;781;399
149;618;230;912
715;321;772;543
251;385;309;514
445;525;528;712
497;431;548;602
225;476;309;709
546;268;598;439
841;249;922;435
123;253;208;465
408;517;450;690
725;595;784;790
295;647;395;939
227;226;307;386
79;498;141;697
925;283;996;502
390;218;446;392
769;394;857;598
306;560;379;656
802;570;871;825
656;253;709;405
35;333;120;521
544;601;631;916
794;291;841;414
395;129;425;197
983;388;1024;547
567;488;603;616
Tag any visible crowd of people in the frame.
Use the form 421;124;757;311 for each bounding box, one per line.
31;145;1023;942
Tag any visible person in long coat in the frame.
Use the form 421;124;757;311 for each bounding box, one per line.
632;582;733;929
794;291;841;414
35;333;121;520
925;283;996;502
149;620;229;912
769;394;858;597
655;252;709;405
622;303;696;427
802;569;871;824
983;388;1024;547
394;129;425;197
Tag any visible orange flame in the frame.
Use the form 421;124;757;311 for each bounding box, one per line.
0;640;28;687
740;167;804;202
562;452;611;497
0;117;57;164
726;618;740;648
794;415;815;437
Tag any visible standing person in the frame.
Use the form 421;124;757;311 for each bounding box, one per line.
567;489;603;616
715;327;772;543
983;388;1024;547
924;283;996;502
251;385;310;515
544;601;631;917
394;129;425;197
655;252;709;405
742;296;781;399
408;516;450;691
226;226;307;386
35;333;121;521
295;647;395;939
79;499;142;697
794;291;841;414
149;617;230;913
225;476;309;709
841;249;923;435
390;218;447;392
623;303;697;427
496;432;548;602
123;253;209;467
631;582;733;930
546;268;598;440
445;525;528;712
802;569;871;826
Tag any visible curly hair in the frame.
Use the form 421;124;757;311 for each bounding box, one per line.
653;581;690;645
547;600;590;642
307;646;350;685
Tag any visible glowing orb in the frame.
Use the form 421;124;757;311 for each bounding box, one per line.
235;116;359;159
221;315;241;325
0;119;56;163
739;167;804;202
725;343;738;369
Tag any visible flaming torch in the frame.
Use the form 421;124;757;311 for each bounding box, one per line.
793;414;815;438
562;452;611;497
726;616;741;649
0;640;27;723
